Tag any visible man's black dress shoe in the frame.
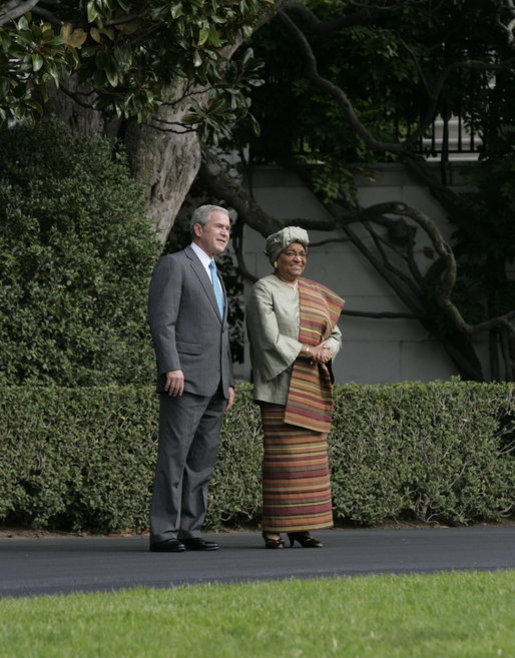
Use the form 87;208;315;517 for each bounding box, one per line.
182;538;219;551
150;538;186;553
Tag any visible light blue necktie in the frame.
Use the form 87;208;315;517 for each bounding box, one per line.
209;260;225;319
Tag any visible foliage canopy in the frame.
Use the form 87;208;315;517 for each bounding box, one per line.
0;0;273;127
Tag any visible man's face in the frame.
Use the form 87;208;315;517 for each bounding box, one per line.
193;210;231;257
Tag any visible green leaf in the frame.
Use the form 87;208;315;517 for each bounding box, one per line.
17;16;30;31
170;4;184;19
49;68;60;87
208;25;221;47
249;113;260;136
105;65;118;87
32;54;44;72
193;50;202;68
181;113;200;125
86;1;99;23
0;77;10;96
114;46;131;71
198;27;209;46
44;37;65;47
0;31;12;52
242;47;253;66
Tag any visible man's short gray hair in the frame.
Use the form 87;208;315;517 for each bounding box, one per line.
190;205;230;237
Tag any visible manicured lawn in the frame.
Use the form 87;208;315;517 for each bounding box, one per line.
1;570;513;657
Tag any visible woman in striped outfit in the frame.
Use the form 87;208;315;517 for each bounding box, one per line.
246;227;344;549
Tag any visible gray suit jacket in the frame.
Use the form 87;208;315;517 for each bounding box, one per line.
148;245;233;397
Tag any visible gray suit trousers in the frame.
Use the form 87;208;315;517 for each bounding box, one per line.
149;388;226;543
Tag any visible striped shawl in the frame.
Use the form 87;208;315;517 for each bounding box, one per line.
284;278;344;433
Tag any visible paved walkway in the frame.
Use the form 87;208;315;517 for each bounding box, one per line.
1;526;514;598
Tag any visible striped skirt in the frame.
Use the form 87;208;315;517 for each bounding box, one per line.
260;402;333;532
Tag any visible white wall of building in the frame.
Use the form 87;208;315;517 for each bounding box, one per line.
240;162;489;385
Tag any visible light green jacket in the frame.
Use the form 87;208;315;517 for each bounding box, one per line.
246;274;342;404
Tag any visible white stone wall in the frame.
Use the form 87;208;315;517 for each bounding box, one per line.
240;162;489;385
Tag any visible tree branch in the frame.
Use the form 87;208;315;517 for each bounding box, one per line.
279;6;514;157
199;145;336;236
402;153;458;215
282;0;388;33
102;12;148;27
342;309;416;319
231;216;258;284
340;214;425;316
362;220;422;297
472;310;515;335
202;145;513;379
59;84;97;109
276;10;404;154
283;0;434;34
31;5;61;27
0;0;41;26
497;0;515;49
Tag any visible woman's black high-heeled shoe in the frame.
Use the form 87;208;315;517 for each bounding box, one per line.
287;531;323;548
262;532;285;549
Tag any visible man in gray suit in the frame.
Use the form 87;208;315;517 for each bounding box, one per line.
148;205;235;552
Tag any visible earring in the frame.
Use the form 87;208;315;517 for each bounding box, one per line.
273;260;278;269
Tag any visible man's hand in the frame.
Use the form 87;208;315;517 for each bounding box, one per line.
226;386;235;411
164;370;184;397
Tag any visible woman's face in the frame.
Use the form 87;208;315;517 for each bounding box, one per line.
276;242;307;282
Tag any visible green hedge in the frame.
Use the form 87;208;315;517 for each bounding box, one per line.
0;118;159;387
0;381;513;532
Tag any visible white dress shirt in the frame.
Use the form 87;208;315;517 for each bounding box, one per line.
190;242;217;283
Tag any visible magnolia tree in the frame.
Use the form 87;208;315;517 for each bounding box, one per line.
0;0;280;236
1;0;514;381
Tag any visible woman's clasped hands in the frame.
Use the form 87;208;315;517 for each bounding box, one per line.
302;340;331;365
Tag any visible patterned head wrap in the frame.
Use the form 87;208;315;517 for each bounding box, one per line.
264;226;309;266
